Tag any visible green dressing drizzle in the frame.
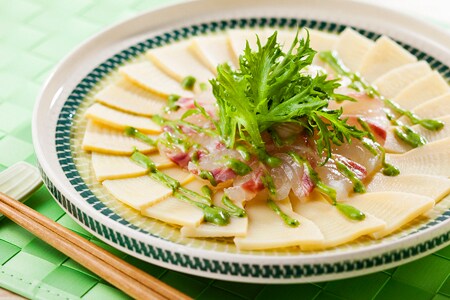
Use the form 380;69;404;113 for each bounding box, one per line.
335;203;366;221
222;195;247;218
335;160;366;193
236;144;251;161
261;174;277;195
199;170;217;187
166;94;181;112
124;127;156;146
288;152;366;221
201;185;213;203
394;126;427;148
181;75;196;90
131;151;229;225
224;158;252;176
267;199;300;227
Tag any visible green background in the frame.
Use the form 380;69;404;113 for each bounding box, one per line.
0;0;449;299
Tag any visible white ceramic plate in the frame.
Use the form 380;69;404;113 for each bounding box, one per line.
33;0;450;283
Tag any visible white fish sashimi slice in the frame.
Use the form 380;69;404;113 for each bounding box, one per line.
343;192;434;239
142;179;205;227
85;103;161;134
119;61;193;98
102;167;194;210
373;61;432;99
92;152;174;182
234;197;323;251
394;71;450;110
359;36;416;82
411;93;450;119
82;121;156;155
189;34;236;73
227;28;268;64
385;138;450;176
292;193;385;249
367;173;450;203
95;79;165;116
334;27;374;72
147;40;213;83
181;190;248;238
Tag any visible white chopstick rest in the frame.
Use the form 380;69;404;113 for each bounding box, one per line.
0;162;42;219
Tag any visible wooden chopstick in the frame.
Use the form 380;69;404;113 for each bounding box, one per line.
0;192;191;300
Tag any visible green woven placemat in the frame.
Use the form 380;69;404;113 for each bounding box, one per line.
0;0;449;299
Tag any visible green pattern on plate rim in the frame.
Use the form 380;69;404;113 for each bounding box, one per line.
45;17;450;280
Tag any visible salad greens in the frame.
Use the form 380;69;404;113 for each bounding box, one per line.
210;30;365;162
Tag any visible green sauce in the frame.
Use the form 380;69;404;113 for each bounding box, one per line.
166;94;181;112
199;170;217;186
288;152;337;203
222;195;247;218
131;151;229;225
124;127;156;146
335;203;366;221
394;126;427;148
384;99;444;131
201;185;213;203
267;199;300;227
382;163;400;176
236;144;251;161
225;158;252;176
199;82;208;91
335;160;366;193
261;174;277;195
181;75;196;90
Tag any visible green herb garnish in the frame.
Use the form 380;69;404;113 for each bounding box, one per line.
211;31;364;163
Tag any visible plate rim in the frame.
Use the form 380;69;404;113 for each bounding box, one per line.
32;0;450;283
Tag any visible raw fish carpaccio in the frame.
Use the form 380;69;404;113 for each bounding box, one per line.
79;27;450;251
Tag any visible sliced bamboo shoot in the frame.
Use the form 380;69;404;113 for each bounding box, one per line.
373;61;432;99
292;193;385;249
92;152;174;182
147;41;213;83
102;167;193;209
95;79;165;116
385;138;450;176
85;103;161;134
394;71;450;110
367;173;450;203
234;198;324;251
181;191;248;238
189;34;236;73
142;180;205;227
343;192;434;238
119;61;193;97
82;121;156;155
359;36;416;82
307;28;338;52
410;93;450;119
334;28;374;71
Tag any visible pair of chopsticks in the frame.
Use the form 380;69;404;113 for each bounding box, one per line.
0;192;191;300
